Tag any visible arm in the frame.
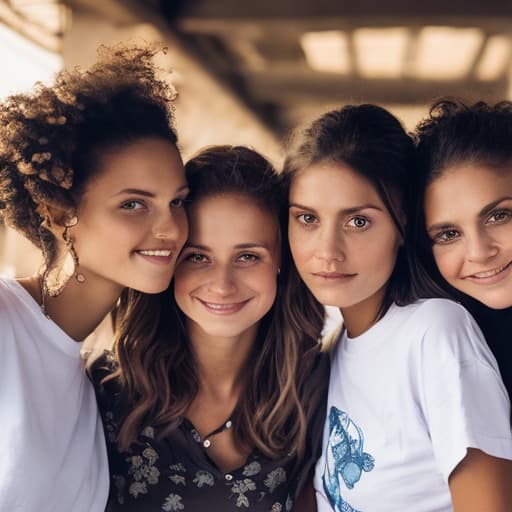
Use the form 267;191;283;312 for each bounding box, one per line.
449;448;512;512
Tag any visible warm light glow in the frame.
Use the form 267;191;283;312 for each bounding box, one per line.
476;35;511;81
300;30;350;74
354;27;409;78
0;23;62;99
10;0;66;35
414;26;484;80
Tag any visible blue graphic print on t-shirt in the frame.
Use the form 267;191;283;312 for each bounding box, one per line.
322;407;375;512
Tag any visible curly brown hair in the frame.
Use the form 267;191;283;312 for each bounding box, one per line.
0;45;178;269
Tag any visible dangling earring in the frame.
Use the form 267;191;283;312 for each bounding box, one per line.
42;215;85;299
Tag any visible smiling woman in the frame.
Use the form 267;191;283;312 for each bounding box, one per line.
413;97;512;407
91;145;328;511
0;46;188;511
282;104;512;512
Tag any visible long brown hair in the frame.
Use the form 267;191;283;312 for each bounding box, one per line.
104;146;326;461
282;104;420;320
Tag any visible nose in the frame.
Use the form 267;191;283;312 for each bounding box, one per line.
153;210;188;244
465;229;498;263
207;264;237;296
314;224;345;264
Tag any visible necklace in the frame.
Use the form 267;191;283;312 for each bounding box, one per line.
200;418;233;449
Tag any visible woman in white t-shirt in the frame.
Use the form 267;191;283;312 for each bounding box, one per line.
0;47;189;511
281;104;512;511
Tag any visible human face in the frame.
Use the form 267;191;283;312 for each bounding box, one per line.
174;194;280;341
70;137;189;295
288;161;402;332
425;162;512;309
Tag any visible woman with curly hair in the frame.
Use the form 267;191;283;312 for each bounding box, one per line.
0;47;189;511
413;98;512;401
91;145;328;511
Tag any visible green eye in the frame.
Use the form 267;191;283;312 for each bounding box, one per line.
121;200;144;210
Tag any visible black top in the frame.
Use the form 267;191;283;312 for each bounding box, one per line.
466;300;512;403
91;352;329;511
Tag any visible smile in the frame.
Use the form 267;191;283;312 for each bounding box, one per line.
138;249;173;256
197;298;251;315
135;249;175;266
464;261;512;283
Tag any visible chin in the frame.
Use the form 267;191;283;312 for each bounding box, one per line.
475;294;512;310
132;280;172;295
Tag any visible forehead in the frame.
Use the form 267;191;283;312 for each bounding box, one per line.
289;161;383;208
188;193;279;243
425;163;512;223
82;138;184;196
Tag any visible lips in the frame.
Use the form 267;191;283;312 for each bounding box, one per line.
197;298;251;315
462;260;512;285
135;248;175;266
312;271;356;279
466;261;511;279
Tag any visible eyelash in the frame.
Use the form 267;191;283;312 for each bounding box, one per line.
346;215;370;229
186;253;209;264
184;253;260;264
171;197;188;209
433;210;512;245
120;199;146;211
295;213;318;227
433;229;460;245
237;253;260;264
488;209;511;224
295;213;370;230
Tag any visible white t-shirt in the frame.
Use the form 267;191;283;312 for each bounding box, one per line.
314;299;512;512
0;278;109;511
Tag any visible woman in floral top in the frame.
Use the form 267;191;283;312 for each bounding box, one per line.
91;146;328;511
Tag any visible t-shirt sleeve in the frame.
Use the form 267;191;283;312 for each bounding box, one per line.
418;301;512;482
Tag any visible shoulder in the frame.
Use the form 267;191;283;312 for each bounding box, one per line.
396;298;479;337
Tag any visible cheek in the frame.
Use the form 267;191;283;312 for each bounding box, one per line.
288;227;309;267
432;247;458;279
250;267;278;305
173;267;197;300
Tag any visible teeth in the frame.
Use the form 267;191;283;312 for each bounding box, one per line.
204;302;240;310
139;250;172;257
473;263;508;278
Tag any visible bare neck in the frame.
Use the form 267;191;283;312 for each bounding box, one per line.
187;321;258;400
18;275;122;341
341;286;387;338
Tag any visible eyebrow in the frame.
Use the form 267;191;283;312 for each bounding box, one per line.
479;196;512;217
427;196;512;233
289;202;384;215
185;242;271;251
114;185;189;197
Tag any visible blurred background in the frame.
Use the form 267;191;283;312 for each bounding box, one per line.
1;0;512;279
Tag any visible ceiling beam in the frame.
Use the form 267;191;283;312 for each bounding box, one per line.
243;70;508;104
174;0;512;19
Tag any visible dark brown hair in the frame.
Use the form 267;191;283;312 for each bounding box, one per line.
107;146;325;460
412;98;512;302
282;104;419;321
0;45;178;269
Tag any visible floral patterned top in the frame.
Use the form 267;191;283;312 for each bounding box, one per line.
91;352;328;511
